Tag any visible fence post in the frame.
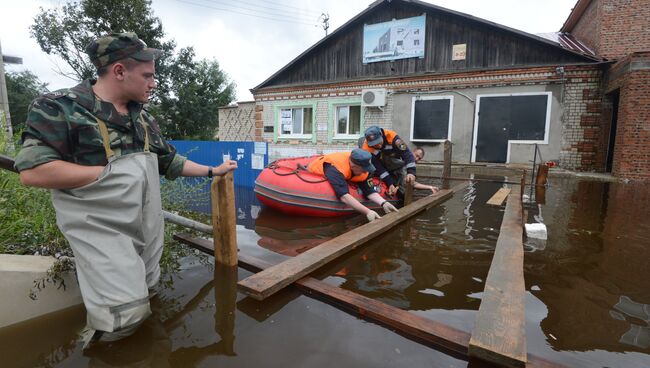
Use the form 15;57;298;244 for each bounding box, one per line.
403;182;414;206
442;140;452;189
211;171;238;266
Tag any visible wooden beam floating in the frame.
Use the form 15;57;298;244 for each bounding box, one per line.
486;187;511;206
469;185;527;367
237;187;457;301
174;232;564;368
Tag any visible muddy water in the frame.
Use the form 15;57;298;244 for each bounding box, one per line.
1;176;649;367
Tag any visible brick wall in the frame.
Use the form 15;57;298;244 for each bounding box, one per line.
570;0;650;61
571;0;600;54
599;0;650;60
558;68;605;171
251;66;604;170
611;65;650;180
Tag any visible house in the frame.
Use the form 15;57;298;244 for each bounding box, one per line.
219;0;650;180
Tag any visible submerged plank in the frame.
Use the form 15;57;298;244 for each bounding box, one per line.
237;187;456;301
486;187;511;206
174;232;564;368
469;185;527;367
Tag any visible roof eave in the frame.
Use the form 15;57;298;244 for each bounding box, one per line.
560;0;592;32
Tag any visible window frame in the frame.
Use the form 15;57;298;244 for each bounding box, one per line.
409;95;454;143
274;102;317;142
328;99;365;143
334;105;362;139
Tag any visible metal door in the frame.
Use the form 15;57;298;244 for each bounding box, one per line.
475;96;511;163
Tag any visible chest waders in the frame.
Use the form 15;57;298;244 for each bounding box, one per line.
51;116;164;347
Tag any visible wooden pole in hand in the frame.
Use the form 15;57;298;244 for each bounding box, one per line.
211;171;238;266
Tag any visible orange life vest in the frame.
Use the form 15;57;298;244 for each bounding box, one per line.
307;152;369;182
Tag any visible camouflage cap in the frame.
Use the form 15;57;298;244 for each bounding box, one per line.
85;32;161;69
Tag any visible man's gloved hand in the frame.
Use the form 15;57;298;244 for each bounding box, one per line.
382;201;398;213
366;210;381;222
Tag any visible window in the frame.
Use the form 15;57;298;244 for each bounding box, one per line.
335;105;361;138
410;96;454;142
279;107;313;137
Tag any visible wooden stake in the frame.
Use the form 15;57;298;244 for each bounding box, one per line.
403;181;414;206
442;140;452;189
214;263;237;355
211;171;238;266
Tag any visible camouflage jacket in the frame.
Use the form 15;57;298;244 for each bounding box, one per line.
14;79;186;179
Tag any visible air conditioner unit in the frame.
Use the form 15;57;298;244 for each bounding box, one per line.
361;88;386;107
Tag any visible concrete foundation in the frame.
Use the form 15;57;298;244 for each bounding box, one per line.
0;254;82;329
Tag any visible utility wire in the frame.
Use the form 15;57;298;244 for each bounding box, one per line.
258;0;323;17
175;0;319;26
200;0;322;19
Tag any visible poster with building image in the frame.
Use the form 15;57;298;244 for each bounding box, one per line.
363;14;426;64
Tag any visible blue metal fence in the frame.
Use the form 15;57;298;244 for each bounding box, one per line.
169;141;267;188
166;141;267;229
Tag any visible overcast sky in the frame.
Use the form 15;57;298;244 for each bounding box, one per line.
1;0;577;101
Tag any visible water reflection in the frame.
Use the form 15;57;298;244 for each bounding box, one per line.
6;175;649;367
254;207;364;256
524;178;650;365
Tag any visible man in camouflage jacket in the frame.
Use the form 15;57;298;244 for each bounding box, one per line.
14;32;237;347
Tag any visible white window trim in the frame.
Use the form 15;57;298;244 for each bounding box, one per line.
333;105;362;140
278;106;314;139
471;92;552;163
410;95;454;142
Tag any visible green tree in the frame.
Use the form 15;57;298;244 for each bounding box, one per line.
5;71;49;131
153;48;236;140
29;0;236;139
30;0;175;99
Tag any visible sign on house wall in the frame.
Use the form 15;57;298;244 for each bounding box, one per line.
362;14;426;64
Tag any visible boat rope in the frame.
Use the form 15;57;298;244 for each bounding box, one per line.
268;161;328;184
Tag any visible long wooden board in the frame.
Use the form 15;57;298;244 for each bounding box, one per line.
469;185;527;367
237;187;457;300
174;233;564;368
487;187;511;206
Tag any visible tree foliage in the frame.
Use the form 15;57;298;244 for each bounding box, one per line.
30;0;175;87
29;0;235;139
5;71;49;130
152;48;236;140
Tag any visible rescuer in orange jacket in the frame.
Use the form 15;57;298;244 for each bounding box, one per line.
359;126;417;196
307;149;398;222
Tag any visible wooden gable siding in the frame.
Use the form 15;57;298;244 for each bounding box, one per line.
260;2;590;89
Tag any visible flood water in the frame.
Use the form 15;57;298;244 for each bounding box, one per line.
1;175;649;367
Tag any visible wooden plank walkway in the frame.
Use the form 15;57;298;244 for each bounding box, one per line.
487;187;511;206
174;233;564;368
237;187;459;300
469;185;527;367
